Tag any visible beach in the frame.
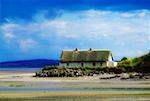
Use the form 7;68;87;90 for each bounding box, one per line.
0;70;150;101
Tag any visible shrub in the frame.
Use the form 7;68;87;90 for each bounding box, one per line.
42;66;58;71
121;57;128;61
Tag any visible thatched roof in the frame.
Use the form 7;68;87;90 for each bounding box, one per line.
60;49;112;62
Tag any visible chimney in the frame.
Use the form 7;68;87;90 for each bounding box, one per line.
75;48;78;51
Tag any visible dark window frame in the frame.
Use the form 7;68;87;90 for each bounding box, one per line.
81;63;84;67
67;63;69;66
93;62;96;66
100;62;103;66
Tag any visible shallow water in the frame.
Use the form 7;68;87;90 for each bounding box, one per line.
0;81;150;92
0;68;150;93
0;67;42;72
0;87;150;92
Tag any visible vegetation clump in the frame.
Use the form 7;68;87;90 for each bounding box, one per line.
118;52;150;73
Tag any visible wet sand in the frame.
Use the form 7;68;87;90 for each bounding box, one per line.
0;91;150;101
0;70;150;101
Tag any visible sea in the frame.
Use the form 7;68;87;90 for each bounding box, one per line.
0;67;42;72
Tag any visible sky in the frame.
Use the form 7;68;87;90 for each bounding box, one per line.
0;0;150;62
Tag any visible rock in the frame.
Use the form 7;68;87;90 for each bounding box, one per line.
99;74;119;79
120;73;130;80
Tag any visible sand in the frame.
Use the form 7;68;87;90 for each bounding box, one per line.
0;71;150;101
0;70;150;82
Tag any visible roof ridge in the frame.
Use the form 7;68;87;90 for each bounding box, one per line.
62;49;111;51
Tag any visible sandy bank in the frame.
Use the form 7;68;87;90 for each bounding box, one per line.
0;71;149;82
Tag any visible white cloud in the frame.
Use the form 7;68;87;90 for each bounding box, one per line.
120;9;150;18
0;23;18;43
148;35;150;41
19;39;38;52
84;10;112;17
0;9;150;59
4;32;15;40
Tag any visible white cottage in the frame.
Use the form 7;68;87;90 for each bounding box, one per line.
59;48;117;67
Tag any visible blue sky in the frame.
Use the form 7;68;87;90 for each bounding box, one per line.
0;0;150;62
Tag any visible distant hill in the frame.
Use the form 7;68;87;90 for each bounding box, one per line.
0;59;59;68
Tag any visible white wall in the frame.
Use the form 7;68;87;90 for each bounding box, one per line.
108;54;113;61
107;61;118;67
95;62;106;66
59;63;67;66
59;62;107;67
84;63;93;66
113;62;118;67
68;63;82;66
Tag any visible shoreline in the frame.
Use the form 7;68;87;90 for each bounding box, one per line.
0;70;150;82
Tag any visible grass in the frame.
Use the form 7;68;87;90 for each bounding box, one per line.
0;91;150;101
118;52;150;72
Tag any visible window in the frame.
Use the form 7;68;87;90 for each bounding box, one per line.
81;63;84;67
100;62;103;66
67;63;69;66
103;62;106;66
93;62;96;66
